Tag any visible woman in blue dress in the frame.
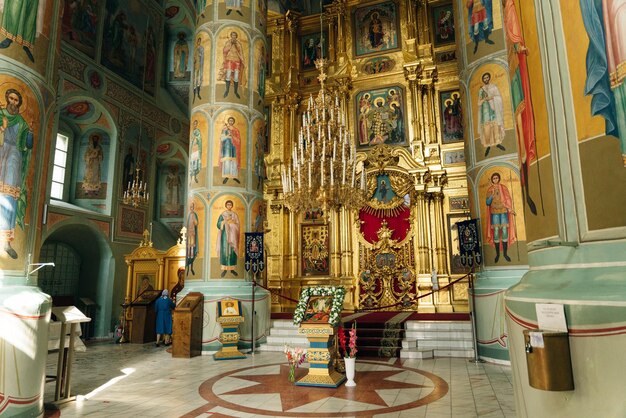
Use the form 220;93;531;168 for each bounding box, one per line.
155;289;175;347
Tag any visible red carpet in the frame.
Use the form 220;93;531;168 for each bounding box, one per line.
271;311;470;321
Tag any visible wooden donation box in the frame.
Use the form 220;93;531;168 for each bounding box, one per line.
172;292;204;358
214;299;246;360
295;287;347;388
131;290;161;344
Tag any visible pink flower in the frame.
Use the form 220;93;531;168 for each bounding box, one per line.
348;326;358;358
284;345;307;367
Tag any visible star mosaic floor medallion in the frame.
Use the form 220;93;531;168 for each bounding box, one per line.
187;359;449;417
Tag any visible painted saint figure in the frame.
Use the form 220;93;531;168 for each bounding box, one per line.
485;172;516;263
165;165;181;214
123;147;135;190
503;0;538;215
477;72;506;156
217;200;240;277
0;89;34;259
193;36;204;102
369;12;384;48
257;44;266;105
0;0;41;62
580;0;626;165
219;117;241;184
173;32;189;79
186;202;199;275
220;32;245;99
82;133;104;194
254;123;265;189
189;120;202;183
466;0;494;54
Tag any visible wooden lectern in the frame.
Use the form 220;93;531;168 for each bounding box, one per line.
130;290;161;343
172;292;204;358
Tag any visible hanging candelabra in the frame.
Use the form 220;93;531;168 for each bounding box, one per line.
123;166;149;207
281;58;368;214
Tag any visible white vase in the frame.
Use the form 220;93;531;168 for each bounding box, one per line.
344;357;356;387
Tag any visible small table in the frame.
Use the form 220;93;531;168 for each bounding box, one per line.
49;306;91;403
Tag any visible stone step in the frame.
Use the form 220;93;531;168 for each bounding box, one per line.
399;348;435;359
414;338;474;350
404;320;472;331
404;329;473;340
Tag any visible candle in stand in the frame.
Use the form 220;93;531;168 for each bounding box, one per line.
150;222;153;240
297;164;301;187
330;163;334;186
361;168;366;191
351;162;356;187
342;160;346;185
308;162;312;188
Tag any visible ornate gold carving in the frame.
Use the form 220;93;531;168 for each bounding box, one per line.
307;350;332;362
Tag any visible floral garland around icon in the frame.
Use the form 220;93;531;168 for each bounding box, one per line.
293;286;346;327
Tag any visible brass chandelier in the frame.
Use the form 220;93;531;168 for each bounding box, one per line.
281;57;368;213
123;166;149;207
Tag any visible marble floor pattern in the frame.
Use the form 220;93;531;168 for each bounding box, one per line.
44;342;516;418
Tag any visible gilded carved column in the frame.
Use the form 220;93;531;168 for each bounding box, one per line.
404;64;423;152
431;192;448;274
328;0;347;57
333;77;353;278
414;190;431;274
286;95;300;278
285;11;299;87
405;0;418;40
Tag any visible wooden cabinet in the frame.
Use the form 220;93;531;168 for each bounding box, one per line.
172;292;204;358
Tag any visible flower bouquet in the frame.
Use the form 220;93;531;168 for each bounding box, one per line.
284;345;307;382
338;323;358;387
338;322;358;358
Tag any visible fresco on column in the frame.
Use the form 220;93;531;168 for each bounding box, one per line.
477;166;527;267
564;0;626;231
189;112;208;187
250;198;265;232
0;77;39;265
470;63;515;163
253;39;267;108
195;0;215;26
61;0;98;58
255;0;267;30
251;117;265;191
0;1;52;75
169;30;191;82
215;27;249;105
159;163;184;218
192;31;211;105
464;0;504;64
210;195;245;279
185;195;205;279
502;0;556;241
75;130;111;202
212;109;247;187
217;0;251;23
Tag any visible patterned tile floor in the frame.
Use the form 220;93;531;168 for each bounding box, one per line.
44;341;516;418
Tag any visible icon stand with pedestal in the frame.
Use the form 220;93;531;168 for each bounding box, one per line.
214;299;246;360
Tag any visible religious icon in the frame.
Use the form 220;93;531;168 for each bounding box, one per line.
302;295;333;323
220;300;240;316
